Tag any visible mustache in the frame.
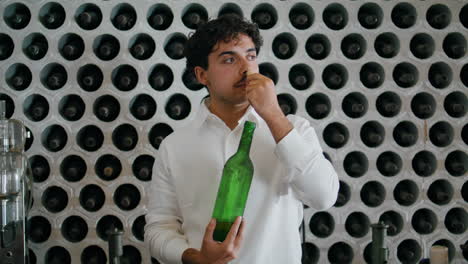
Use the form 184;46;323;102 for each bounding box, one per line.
235;72;248;86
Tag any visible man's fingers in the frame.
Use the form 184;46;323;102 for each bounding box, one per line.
246;80;260;85
224;216;242;244
245;71;259;82
234;218;245;247
203;218;216;241
245;80;261;92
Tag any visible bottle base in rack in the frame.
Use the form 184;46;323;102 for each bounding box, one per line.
0;220;25;263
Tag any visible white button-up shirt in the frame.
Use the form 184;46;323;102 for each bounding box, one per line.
145;101;339;264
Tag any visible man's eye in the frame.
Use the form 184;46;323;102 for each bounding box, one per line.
224;58;234;63
248;55;257;60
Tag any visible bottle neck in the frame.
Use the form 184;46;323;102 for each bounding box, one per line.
236;121;255;155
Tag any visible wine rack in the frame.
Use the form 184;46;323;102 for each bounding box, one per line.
0;0;466;263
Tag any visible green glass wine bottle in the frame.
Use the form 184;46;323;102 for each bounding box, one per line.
212;121;256;242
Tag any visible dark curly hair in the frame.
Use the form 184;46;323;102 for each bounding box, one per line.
184;14;263;78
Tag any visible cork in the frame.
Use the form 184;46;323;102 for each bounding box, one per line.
430;245;449;264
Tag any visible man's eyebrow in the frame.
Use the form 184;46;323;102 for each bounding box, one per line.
218;48;257;57
218;51;235;57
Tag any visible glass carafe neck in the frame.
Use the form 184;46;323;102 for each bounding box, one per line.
0;101;5;120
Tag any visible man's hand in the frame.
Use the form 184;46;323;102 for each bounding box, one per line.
182;216;245;264
244;71;283;121
245;71;293;143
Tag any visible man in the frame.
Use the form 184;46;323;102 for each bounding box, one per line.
145;15;339;264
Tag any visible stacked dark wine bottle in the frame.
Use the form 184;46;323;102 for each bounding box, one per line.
0;1;466;263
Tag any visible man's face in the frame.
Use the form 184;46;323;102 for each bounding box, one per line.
195;34;259;106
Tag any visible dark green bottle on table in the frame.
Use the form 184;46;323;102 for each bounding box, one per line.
212;121;256;242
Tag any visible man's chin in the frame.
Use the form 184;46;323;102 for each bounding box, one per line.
227;95;249;106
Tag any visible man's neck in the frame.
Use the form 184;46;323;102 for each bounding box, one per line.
206;98;249;130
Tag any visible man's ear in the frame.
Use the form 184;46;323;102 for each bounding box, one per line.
194;66;208;86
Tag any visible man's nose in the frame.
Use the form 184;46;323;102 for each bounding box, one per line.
239;59;251;76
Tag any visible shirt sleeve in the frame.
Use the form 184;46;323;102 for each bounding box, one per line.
274;115;339;210
145;143;190;264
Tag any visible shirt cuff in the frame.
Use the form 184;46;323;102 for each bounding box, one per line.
165;238;190;264
274;128;317;173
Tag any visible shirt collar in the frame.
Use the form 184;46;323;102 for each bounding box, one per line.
193;98;262;130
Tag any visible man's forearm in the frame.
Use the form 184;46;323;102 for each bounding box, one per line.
263;109;293;143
